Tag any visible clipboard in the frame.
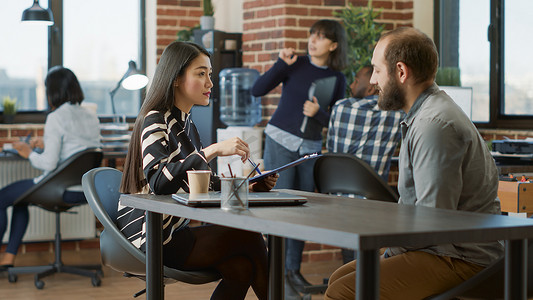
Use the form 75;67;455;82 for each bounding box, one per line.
300;76;337;135
249;153;322;183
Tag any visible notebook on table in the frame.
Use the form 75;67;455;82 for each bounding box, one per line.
172;191;307;207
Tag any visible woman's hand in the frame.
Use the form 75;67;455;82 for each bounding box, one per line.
13;141;32;159
303;97;320;117
250;173;279;192
279;48;297;66
30;137;44;149
203;137;250;163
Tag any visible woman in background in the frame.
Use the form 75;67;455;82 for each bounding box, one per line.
251;19;348;291
0;66;101;270
119;41;277;300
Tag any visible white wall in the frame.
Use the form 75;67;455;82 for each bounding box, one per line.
213;0;243;33
145;0;157;87
413;0;434;39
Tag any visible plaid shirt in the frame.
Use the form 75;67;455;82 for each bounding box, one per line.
327;95;404;180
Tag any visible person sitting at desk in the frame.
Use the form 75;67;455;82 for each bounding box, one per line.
0;66;101;271
324;27;504;300
327;65;404;264
118;41;278;300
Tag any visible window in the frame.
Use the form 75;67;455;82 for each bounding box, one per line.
64;0;142;116
503;1;533;116
436;0;533;129
0;0;144;118
0;2;49;112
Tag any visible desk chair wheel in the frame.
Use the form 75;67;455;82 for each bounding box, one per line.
34;276;44;289
7;273;17;283
92;274;102;287
96;269;104;278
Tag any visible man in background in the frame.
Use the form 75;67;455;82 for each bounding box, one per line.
328;65;403;182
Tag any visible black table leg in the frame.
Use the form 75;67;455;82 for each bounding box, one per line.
356;248;379;300
146;211;164;300
505;239;527;300
267;235;284;300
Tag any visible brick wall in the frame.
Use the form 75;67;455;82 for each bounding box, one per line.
242;0;414;125
156;0;203;57
155;0;415;124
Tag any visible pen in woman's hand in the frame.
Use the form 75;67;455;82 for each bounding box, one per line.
248;158;262;175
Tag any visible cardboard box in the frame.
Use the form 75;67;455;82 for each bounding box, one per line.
498;181;533;213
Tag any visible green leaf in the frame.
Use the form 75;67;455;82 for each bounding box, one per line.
333;1;385;93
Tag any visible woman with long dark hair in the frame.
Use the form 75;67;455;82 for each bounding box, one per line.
118;41;277;299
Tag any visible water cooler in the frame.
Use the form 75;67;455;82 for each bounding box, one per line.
217;68;263;177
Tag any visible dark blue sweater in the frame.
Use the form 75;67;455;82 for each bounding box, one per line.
252;56;346;141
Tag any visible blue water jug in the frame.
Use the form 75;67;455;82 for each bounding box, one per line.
219;68;261;127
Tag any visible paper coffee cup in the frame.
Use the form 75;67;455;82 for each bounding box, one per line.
187;170;211;194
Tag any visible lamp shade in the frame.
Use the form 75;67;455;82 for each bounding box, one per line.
121;61;149;90
21;0;54;25
109;60;148;115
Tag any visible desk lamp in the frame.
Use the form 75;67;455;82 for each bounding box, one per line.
109;60;148;115
21;0;54;25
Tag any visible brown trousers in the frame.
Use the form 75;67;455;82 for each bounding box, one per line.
324;250;485;300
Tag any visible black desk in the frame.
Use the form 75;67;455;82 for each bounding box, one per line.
120;190;533;300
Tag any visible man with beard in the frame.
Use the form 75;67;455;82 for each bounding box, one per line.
324;27;503;300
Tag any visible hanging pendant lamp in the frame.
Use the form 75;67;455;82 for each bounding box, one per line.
21;0;54;25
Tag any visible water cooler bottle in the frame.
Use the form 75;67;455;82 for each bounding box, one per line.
217;68;263;177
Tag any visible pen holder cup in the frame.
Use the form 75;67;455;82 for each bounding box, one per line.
221;177;249;211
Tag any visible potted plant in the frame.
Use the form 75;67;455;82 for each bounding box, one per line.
2;96;17;124
436;67;461;86
176;24;201;42
200;0;215;30
333;1;384;94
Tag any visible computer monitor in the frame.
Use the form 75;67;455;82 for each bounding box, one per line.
439;86;473;120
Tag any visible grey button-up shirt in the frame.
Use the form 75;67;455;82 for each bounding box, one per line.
388;84;503;266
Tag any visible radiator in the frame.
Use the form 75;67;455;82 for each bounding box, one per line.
1;157;96;243
4;206;96;242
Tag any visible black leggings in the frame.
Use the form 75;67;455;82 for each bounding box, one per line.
163;224;268;300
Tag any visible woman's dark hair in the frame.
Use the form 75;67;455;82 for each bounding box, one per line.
45;66;84;109
120;41;211;194
309;19;348;71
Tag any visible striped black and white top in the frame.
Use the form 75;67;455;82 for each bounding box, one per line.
117;106;218;251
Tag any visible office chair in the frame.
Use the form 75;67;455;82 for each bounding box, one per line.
7;148;104;289
284;153;400;300
81;167;221;298
426;240;533;300
313;152;399;203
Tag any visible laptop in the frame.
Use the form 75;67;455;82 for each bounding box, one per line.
172;191;307;207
